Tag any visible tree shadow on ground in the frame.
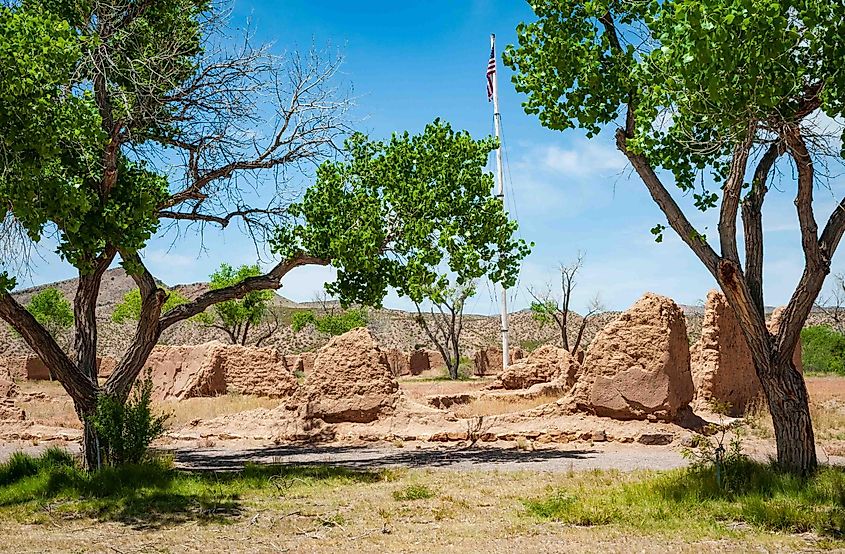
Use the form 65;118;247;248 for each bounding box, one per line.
169;443;601;472
0;450;386;529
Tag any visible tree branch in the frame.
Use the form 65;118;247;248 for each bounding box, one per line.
158;253;329;330
0;290;96;409
718;128;755;262
742;141;783;314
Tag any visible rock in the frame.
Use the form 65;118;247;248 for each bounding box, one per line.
218;345;298;398
497;345;580;390
767;306;804;373
691;291;762;416
299;328;399;423
591;430;607;442
426;393;477;409
473;347;525;376
636;432;674;445
572;292;694;421
0;399;25;422
300;352;316;373
409;349;431;375
0;363;18;399
147;342;228;400
282;355;304;374
0;357;26;380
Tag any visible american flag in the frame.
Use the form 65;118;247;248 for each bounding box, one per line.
486;43;496;102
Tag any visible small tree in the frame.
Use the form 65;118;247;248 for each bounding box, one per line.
291;307;367;336
112;288;190;324
25;288;73;347
195;264;277;346
414;283;474;380
528;254;602;354
815;274;845;335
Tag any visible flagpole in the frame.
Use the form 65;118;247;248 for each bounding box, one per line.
490;33;510;370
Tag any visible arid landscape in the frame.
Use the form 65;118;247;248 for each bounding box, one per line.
3;0;845;552
3;273;845;552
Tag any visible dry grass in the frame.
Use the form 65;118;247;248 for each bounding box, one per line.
15;380;80;429
160;394;281;427
15;380;281;430
0;461;825;554
453;392;561;418
745;376;845;442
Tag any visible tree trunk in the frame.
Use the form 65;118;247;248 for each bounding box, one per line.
758;357;817;474
447;358;459;380
81;414;101;470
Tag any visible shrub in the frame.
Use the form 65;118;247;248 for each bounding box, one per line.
291;308;367;336
90;370;170;466
519;339;543;353
801;325;845;374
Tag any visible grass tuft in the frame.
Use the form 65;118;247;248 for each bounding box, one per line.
393;483;436;501
524;460;845;537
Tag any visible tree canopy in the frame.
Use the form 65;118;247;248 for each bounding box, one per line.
0;0;530;469
277;120;531;308
195;264;277;345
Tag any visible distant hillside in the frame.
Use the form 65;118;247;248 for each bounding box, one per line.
3;270;832;361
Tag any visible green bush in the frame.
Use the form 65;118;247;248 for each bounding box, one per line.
291;308;368;336
90;371;170;466
519;339;543;353
801;325;845;374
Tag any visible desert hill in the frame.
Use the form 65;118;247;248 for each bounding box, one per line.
0;268;825;361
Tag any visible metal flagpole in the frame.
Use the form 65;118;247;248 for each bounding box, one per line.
490;33;510;370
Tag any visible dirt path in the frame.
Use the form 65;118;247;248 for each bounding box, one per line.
164;441;691;472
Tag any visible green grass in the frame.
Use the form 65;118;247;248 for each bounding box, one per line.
525;459;845;538
393;483;436;501
0;449;394;524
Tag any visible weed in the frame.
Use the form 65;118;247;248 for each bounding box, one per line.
393;484;436;501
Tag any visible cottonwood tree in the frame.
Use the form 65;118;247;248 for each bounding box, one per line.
528;254;602;354
506;0;845;472
112;288;190;324
414;283;475;380
0;0;527;469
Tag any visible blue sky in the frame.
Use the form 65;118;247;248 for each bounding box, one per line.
14;0;845;314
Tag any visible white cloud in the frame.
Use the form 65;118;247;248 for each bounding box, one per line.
537;140;627;176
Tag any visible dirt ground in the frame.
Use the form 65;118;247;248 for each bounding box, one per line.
0;467;835;554
3;374;845;471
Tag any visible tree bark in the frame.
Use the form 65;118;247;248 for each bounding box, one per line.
758;357;817;474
